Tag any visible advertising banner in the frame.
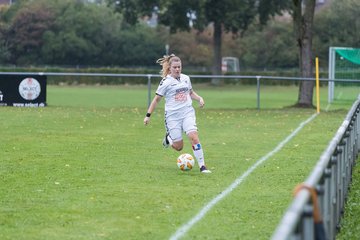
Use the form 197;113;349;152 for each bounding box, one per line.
0;74;47;107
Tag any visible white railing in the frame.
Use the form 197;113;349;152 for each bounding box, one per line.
272;95;360;240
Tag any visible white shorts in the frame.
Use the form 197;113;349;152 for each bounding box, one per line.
164;106;197;142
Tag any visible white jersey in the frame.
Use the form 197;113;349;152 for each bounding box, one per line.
156;73;193;113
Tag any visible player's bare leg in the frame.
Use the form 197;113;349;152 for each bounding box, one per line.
171;140;183;151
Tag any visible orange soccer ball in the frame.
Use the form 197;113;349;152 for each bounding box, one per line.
177;153;195;171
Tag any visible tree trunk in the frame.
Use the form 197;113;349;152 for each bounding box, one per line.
294;0;316;107
211;21;222;85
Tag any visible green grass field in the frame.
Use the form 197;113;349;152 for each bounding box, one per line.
0;84;358;239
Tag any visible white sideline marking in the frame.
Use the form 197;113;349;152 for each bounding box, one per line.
325;91;343;111
325;104;331;111
169;113;318;240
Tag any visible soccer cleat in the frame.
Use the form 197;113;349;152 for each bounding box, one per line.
162;133;170;148
200;165;211;173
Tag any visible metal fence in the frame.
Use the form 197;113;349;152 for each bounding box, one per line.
271;95;360;240
2;71;358;108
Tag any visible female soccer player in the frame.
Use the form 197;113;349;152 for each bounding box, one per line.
143;54;211;173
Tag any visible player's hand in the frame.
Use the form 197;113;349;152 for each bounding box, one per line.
144;117;150;125
199;97;205;108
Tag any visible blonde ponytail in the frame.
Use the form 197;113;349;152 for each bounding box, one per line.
156;54;181;78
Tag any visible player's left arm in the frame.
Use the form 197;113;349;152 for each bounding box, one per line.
190;89;205;108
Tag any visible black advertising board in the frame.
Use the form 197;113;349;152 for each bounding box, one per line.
0;74;47;107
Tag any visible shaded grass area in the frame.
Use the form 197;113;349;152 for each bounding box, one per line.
0;85;356;239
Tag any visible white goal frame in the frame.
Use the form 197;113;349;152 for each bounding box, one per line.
328;47;360;103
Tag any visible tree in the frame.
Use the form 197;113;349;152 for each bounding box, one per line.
0;7;10;63
313;0;360;65
160;0;291;83
0;27;11;63
1;0;165;66
117;25;166;66
168;28;213;68
293;0;316;107
239;19;298;69
107;0;158;27
6;0;56;65
41;1;123;66
107;0;290;82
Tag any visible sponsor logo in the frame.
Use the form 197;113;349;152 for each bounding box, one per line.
175;87;188;102
19;78;41;100
176;87;188;93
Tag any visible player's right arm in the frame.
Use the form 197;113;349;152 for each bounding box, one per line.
143;94;162;125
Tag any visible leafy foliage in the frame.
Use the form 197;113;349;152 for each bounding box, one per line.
0;0;358;71
1;0;165;66
107;0;158;26
313;0;360;66
239;20;298;69
7;0;56;64
108;0;291;76
41;1;122;65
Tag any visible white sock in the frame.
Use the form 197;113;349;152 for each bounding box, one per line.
167;135;173;145
192;143;205;167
